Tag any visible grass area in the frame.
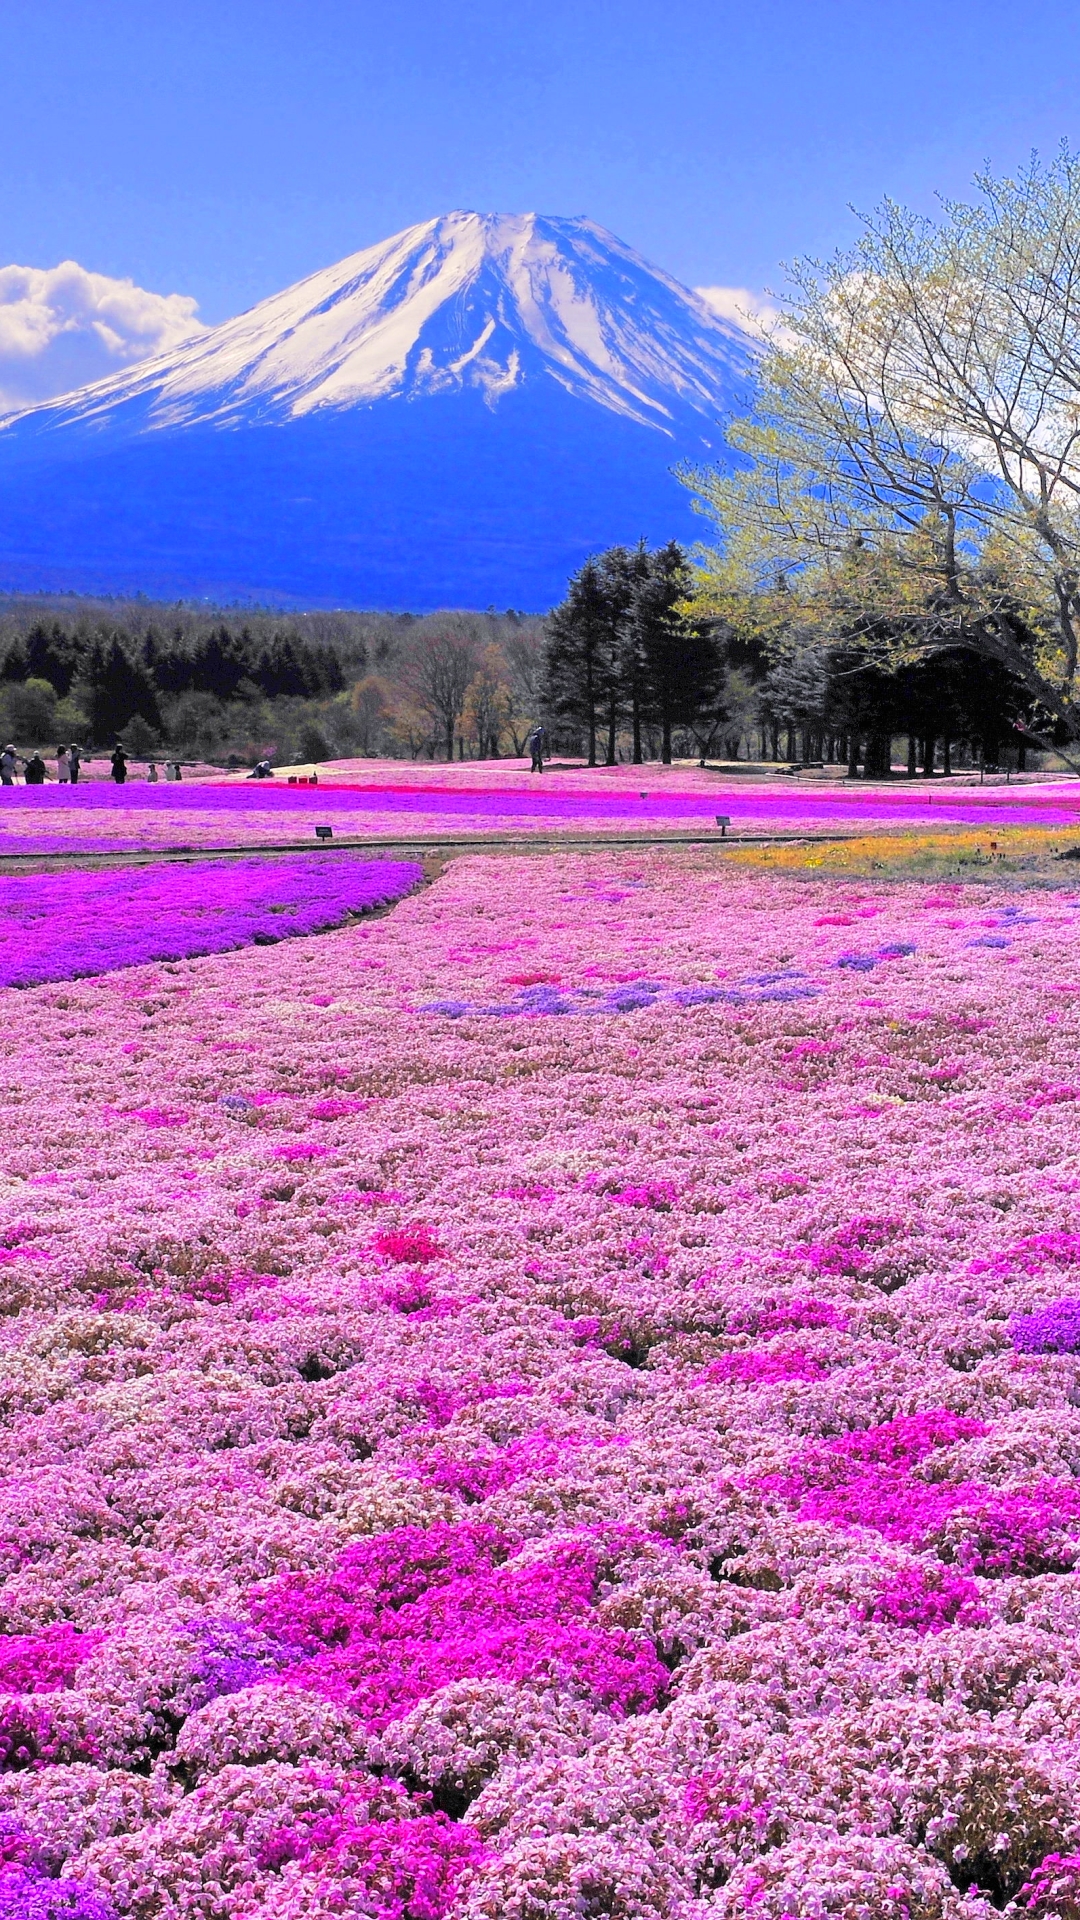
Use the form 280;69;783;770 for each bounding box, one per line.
724;822;1080;884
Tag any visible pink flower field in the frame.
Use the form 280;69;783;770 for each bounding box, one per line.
5;846;1080;1917
2;769;1080;858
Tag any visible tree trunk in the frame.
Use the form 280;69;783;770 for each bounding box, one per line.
943;738;952;775
922;735;935;777
661;713;672;765
445;720;454;763
864;733;891;778
907;735;918;777
847;735;861;778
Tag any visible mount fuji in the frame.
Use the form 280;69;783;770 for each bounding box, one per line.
0;213;759;609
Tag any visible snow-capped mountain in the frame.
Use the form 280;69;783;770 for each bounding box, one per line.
0;214;759;608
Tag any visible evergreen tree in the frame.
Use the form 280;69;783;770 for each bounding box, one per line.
615;542;654;764
191;625;251;699
151;625;196;695
25;621;81;695
544;557;620;766
82;635;162;743
0;639;28;684
636;542;724;764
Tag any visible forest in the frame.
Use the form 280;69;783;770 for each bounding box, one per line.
0;597;546;766
0;553;1047;775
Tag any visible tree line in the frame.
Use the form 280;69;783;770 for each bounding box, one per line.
0;605;548;766
539;543;1037;773
0;620;348;757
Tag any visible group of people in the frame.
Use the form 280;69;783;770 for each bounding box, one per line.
107;748;183;785
0;744;186;786
0;743;82;786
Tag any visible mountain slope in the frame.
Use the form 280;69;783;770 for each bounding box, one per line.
0;213;758;608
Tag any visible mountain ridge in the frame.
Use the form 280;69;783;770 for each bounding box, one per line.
0;213;758;608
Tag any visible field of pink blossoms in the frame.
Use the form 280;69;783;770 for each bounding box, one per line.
5;847;1080;1918
1;770;1080;858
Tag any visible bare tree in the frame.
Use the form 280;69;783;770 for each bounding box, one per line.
404;619;479;761
464;646;514;757
495;618;545;751
349;675;391;755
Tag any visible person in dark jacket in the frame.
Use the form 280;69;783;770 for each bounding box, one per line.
110;746;128;785
528;725;547;772
69;744;82;783
23;752;46;785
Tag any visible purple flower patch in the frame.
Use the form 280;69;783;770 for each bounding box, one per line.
0;854;421;988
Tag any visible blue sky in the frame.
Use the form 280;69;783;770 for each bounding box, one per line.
3;0;1080;325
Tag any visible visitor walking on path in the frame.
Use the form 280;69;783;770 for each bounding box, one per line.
23;752;46;785
528;725;547;772
1;746;18;786
147;762;158;783
57;747;71;783
69;745;82;783
110;746;128;785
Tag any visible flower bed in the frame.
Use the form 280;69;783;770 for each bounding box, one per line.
0;774;1078;860
0;854;422;986
1;850;1080;1916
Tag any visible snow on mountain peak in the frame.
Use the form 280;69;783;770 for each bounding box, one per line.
12;212;759;438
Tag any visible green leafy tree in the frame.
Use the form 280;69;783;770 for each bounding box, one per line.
119;713;162;761
681;147;1080;741
2;677;58;745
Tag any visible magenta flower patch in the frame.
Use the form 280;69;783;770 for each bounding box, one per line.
0;853;420;986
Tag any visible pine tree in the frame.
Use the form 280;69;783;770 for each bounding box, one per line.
25;621;81;695
82;635;162;744
615;542;653;764
636;542;724;763
0;639;27;684
543;557;620;766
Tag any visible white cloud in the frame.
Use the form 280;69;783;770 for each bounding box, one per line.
0;260;208;412
695;284;782;340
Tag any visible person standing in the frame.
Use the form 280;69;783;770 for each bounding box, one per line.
23;752;46;785
0;746;17;786
69;744;82;784
110;745;128;785
146;762;159;783
57;747;71;783
528;724;547;772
